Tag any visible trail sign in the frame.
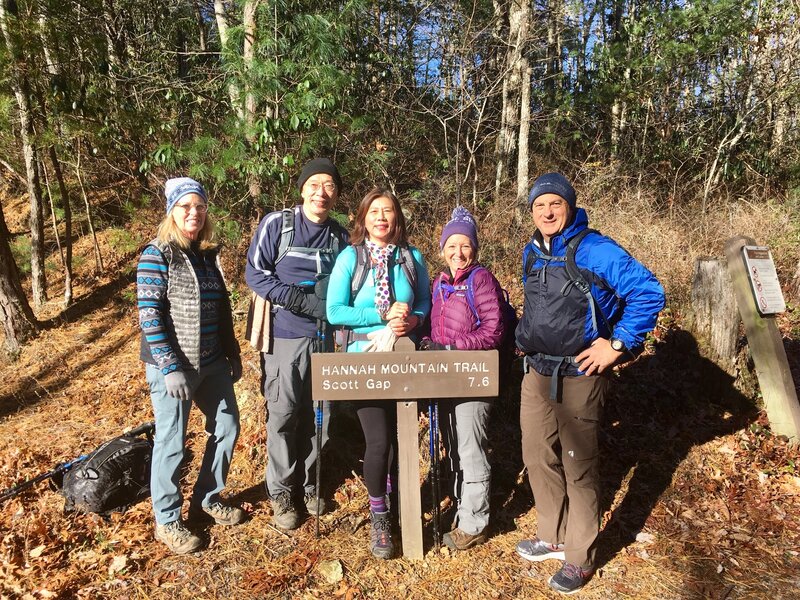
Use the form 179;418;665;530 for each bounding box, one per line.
311;338;499;558
742;246;786;315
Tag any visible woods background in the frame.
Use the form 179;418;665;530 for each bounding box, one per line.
2;0;800;352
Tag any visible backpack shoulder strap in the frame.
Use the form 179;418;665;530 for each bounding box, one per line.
564;228;611;335
350;244;371;298
463;267;483;326
275;208;295;265
395;246;417;290
564;228;597;295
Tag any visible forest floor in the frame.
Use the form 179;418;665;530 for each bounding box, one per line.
1;187;799;599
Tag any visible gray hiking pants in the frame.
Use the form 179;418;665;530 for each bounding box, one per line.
440;398;492;535
261;336;330;498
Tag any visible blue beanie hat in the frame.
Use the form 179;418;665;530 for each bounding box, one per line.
527;173;577;208
440;205;479;251
165;177;207;214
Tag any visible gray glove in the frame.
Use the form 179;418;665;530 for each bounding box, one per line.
164;370;191;401
314;274;330;300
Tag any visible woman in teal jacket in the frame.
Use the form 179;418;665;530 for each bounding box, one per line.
327;187;431;559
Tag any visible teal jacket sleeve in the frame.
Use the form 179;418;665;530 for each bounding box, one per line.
408;246;431;321
326;246;384;327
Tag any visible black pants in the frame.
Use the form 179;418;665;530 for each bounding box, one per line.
356;401;397;498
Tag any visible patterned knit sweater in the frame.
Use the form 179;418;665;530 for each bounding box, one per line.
137;240;238;375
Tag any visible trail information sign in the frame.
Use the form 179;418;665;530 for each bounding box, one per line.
742;246;786;315
311;341;499;558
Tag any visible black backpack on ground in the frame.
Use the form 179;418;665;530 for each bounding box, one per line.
61;423;154;516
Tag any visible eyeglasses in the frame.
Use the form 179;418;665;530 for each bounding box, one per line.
307;182;337;194
174;203;208;213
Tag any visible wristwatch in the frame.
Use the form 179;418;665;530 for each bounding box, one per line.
609;337;626;352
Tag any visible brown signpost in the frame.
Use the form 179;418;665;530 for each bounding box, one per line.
311;337;499;558
725;236;800;443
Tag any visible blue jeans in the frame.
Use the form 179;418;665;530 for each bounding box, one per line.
146;357;240;525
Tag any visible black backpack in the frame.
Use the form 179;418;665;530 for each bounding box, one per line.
61;424;154;516
350;243;418;298
523;228;611;335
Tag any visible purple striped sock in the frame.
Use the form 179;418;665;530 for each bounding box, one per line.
386;474;393;495
369;495;387;513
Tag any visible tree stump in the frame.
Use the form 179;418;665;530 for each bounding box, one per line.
688;257;740;372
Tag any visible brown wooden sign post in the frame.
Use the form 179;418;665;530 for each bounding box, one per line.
725;236;800;443
311;337;499;559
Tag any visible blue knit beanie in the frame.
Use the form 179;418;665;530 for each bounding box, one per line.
527;173;577;208
440;205;479;251
165;177;207;214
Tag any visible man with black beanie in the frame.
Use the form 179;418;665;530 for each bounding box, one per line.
245;157;349;529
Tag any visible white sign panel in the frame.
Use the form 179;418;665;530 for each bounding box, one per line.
742;246;786;315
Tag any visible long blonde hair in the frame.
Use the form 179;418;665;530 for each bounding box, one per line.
156;210;217;251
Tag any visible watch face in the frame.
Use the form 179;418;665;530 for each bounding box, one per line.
611;338;624;351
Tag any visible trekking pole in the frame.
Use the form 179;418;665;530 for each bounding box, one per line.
0;454;88;503
429;400;441;550
315;317;325;539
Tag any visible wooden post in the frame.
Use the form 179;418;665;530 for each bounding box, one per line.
311;342;499;558
725;236;800;442
689;257;740;372
394;337;423;558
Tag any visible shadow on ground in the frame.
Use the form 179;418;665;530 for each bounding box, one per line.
596;328;759;568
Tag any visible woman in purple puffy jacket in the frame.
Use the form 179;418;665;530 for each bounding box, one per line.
420;206;506;551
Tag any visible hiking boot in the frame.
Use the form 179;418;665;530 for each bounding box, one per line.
443;527;488;551
155;520;203;554
271;492;300;530
515;537;566;562
304;491;327;516
548;562;593;594
189;501;246;526
369;510;394;559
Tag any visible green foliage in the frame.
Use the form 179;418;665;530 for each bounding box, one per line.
10;236;31;276
107;228;141;256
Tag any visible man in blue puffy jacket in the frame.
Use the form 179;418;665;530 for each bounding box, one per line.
514;173;665;594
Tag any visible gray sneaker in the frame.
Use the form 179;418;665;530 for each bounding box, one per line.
189;501;246;526
155;520;203;554
304;491;327;516
271;492;300;530
516;537;566;562
548;562;593;594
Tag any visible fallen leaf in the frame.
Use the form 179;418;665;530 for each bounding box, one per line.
317;559;343;584
29;545;45;558
108;555;127;576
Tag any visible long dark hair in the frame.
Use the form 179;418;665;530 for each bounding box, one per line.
349;187;409;247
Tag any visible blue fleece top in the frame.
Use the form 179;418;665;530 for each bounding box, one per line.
245;206;349;339
327;244;432;351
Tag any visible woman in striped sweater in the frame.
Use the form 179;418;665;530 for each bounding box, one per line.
137;177;243;554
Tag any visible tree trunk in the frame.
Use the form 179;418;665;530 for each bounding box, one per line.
75;144;104;274
688;258;740;373
0;0;47;308
0;199;38;355
494;0;529;199
214;0;244;121
516;64;531;220
48;147;73;307
243;0;261;207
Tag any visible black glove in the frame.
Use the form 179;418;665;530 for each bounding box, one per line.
315;274;330;300
298;292;327;320
420;339;450;351
281;285;306;313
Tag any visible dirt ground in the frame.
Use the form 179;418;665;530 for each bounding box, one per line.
1;192;799;599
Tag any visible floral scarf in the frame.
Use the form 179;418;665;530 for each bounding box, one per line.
365;241;396;319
